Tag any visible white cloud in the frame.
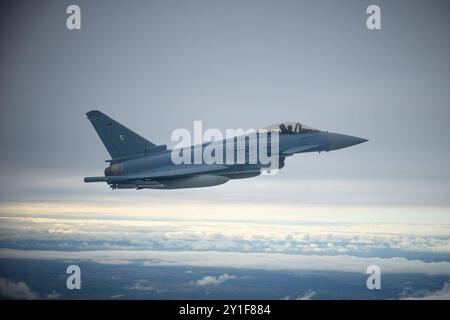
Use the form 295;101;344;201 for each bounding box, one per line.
299;290;316;300
95;259;133;265
0;278;39;300
283;290;316;300
126;280;154;291
0;213;449;256
402;282;450;300
2;248;450;275
194;274;236;286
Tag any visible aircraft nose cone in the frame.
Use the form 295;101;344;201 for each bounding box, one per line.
327;132;368;151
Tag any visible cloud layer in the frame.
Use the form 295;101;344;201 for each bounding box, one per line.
1;208;449;259
2;248;450;275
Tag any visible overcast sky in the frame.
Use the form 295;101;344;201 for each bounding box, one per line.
0;0;449;206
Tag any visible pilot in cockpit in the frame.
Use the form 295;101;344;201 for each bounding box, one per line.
279;123;296;133
287;124;293;133
271;122;317;134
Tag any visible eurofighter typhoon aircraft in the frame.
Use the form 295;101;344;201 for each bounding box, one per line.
84;110;367;190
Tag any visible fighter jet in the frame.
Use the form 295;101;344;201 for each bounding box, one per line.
84;110;367;189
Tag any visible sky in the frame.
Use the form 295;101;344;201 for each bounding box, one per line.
0;0;450;300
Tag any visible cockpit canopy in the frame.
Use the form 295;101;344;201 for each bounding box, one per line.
263;122;319;134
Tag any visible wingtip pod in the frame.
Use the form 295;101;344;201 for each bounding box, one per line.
84;176;107;183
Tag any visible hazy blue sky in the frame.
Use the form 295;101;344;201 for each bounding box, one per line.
1;0;449;206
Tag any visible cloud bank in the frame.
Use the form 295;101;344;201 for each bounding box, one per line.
402;282;450;300
1;212;449;258
1;249;450;275
194;274;236;286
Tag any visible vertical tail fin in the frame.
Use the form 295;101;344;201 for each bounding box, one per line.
86;110;156;159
